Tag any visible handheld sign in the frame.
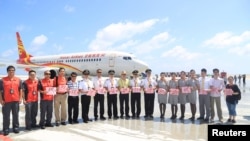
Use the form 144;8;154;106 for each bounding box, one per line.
170;88;179;95
158;88;167;95
69;89;79;96
120;88;130;94
199;89;208;95
45;87;56;95
181;87;191;94
145;87;154;94
211;87;220;94
132;87;141;93
87;89;96;96
58;85;68;93
97;88;106;95
224;89;233;96
109;87;118;95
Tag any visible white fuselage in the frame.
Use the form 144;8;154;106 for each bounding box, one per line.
25;51;148;77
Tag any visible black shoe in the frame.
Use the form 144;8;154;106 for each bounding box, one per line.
126;115;130;119
120;115;124;119
69;121;73;124
203;118;209;122
144;115;149;118
189;116;195;121
100;117;106;120
149;115;154;119
25;127;32;131
227;119;232;122
179;116;184;120
197;117;204;120
31;125;40;128
3;130;9;136
94;117;98;121
132;115;136;119
170;115;174;119
55;122;60;126
45;123;54;127
114;116;119;120
88;119;93;122
73;120;79;124
13;128;19;134
136;115;140;119
40;125;45;129
108;116;112;119
61;122;67;125
232;119;236;123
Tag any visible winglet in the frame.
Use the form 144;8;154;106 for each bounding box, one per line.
16;32;32;59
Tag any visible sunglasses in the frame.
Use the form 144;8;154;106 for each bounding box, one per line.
45;73;51;75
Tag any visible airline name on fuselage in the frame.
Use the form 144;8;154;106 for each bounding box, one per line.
59;53;106;59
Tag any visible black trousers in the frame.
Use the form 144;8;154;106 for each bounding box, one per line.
131;93;141;116
107;93;118;118
25;102;38;128
144;93;155;116
2;101;19;130
81;95;91;121
39;100;53;126
68;96;79;122
119;94;129;116
94;93;105;118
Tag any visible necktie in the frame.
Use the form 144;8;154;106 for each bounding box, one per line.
201;78;205;90
134;79;137;87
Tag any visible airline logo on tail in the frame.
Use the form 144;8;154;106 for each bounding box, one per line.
16;32;32;60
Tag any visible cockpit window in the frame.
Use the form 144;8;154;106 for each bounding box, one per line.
123;56;132;60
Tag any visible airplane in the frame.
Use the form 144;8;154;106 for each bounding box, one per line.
13;32;149;78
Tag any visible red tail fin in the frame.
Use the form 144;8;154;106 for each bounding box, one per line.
16;32;32;59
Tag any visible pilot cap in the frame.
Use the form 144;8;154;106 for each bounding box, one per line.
145;69;152;73
82;69;90;75
132;70;139;74
108;69;115;74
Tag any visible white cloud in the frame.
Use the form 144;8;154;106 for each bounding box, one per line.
228;43;250;55
88;19;160;51
1;48;14;57
134;32;174;54
64;5;75;13
203;31;250;48
161;46;201;60
31;34;48;46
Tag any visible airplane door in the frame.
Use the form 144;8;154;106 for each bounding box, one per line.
109;54;115;67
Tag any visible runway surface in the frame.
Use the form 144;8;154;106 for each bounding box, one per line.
0;79;249;141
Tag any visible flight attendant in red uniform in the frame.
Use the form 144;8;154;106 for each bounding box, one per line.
22;70;42;130
0;65;22;136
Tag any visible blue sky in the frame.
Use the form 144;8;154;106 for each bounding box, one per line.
0;0;249;75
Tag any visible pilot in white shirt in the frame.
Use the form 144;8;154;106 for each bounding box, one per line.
140;69;157;119
104;69;119;119
78;69;93;123
92;69;106;120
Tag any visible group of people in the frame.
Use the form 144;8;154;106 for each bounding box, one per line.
0;65;242;136
234;74;246;85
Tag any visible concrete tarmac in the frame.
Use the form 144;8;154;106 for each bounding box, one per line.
0;80;249;141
